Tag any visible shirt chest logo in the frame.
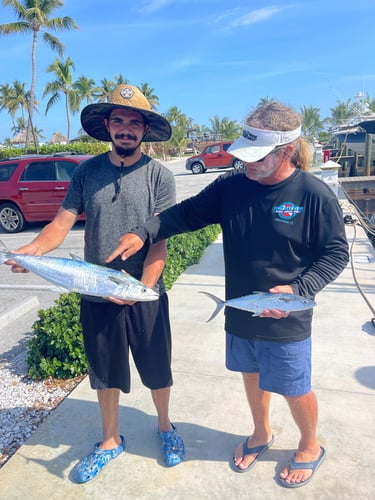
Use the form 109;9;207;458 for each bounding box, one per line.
274;201;304;222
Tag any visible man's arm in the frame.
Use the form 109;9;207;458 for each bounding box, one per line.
108;239;167;305
8;207;78;272
106;232;146;263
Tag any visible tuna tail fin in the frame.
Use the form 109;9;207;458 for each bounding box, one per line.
199;291;225;322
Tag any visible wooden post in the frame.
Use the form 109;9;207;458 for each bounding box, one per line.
365;133;373;176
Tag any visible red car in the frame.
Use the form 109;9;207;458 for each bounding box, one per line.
0;152;92;233
185;141;243;174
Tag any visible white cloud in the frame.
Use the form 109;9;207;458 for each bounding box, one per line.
140;0;173;13
230;6;283;27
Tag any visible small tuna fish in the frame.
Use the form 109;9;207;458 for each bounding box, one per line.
0;241;158;302
200;291;316;322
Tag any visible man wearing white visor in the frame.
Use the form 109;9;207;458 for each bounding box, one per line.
106;102;349;488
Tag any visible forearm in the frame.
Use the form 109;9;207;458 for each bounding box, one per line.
290;245;349;297
132;199;212;244
21;208;77;255
141;240;167;289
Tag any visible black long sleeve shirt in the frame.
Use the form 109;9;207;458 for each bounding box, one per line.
132;169;349;341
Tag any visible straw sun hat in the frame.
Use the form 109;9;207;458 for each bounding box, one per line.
80;84;172;142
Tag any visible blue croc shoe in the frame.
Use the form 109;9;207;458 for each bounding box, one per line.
75;435;126;483
158;424;185;467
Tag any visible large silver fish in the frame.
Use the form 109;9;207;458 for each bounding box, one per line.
0;241;158;302
200;291;316;322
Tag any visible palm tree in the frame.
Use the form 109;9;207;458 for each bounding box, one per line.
329;99;356;126
11;115;27;135
43;56;79;141
165;106;184;126
257;96;276;106
0;83;16;127
0;81;37;138
93;78;116;102
139;82;159;110
300;105;324;139
73;75;97;105
209;115;241;140
114;74;129;86
219;118;241;140
0;0;79;148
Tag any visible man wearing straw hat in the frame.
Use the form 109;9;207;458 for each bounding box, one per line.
8;85;185;482
107;101;349;488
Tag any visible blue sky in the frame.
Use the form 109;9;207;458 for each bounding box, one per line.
1;0;375;142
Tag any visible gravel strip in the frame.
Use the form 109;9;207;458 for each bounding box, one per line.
0;349;83;468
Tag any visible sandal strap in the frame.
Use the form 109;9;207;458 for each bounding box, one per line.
158;424;185;467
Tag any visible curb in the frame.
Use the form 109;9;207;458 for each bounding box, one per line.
0;296;40;330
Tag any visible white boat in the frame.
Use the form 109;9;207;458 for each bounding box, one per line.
329;92;375;160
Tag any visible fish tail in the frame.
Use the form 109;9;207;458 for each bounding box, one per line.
199;291;225;322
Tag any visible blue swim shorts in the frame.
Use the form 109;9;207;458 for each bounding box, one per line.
225;333;312;397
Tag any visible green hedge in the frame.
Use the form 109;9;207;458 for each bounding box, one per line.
0;142;110;160
27;224;221;380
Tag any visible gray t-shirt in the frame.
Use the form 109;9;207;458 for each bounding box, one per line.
62;152;176;297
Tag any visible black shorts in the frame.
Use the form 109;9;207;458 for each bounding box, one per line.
80;294;172;393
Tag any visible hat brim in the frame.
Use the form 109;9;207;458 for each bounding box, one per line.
80;103;172;142
227;137;275;162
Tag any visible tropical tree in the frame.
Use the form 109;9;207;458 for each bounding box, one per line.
257;96;276;106
114;74;129;86
11;115;26;135
93;78;116;102
43;56;80;141
139;82;159;110
329;99;356;126
7;80;29;123
72;75;97;105
0;81;38;141
0;0;79;148
164;106;192;155
0;83;17;127
300;105;324;139
209;115;241;140
165;106;184;127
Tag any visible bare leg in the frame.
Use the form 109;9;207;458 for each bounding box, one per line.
234;372;273;470
97;388;122;449
279;390;321;485
151;387;173;432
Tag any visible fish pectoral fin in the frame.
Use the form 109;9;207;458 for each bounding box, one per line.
107;275;129;286
120;269;131;276
69;253;84;261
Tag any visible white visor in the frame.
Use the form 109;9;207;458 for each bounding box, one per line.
228;124;301;162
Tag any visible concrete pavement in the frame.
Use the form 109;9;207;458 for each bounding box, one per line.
0;196;375;499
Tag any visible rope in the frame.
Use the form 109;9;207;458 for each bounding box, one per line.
344;210;375;328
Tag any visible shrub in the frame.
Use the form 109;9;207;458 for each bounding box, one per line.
27;292;87;379
0;142;109;160
27;224;221;380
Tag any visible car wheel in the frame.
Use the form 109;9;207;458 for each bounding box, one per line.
191;162;205;174
233;159;244;170
0;203;26;233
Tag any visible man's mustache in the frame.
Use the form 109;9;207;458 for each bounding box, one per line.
115;133;137;141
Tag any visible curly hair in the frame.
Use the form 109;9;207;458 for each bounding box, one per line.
247;102;312;171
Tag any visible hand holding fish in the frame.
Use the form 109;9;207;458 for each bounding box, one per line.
200;286;315;322
258;285;294;319
4;242;42;273
106;233;145;263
